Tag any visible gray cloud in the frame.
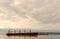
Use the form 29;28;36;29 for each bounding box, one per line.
8;0;60;24
0;0;60;31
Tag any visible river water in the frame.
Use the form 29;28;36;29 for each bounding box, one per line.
0;35;60;39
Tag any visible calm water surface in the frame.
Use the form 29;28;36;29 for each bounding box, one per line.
0;35;60;39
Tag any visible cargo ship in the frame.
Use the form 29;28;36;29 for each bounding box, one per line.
6;30;38;36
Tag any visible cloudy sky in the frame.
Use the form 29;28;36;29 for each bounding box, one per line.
0;0;60;31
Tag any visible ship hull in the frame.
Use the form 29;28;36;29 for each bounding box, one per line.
6;33;38;36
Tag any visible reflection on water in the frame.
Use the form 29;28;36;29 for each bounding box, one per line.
1;35;60;39
7;35;38;39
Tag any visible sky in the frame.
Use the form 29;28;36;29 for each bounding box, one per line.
0;0;60;31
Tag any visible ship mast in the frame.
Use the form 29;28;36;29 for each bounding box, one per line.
8;30;10;33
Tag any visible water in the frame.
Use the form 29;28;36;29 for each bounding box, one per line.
0;35;60;39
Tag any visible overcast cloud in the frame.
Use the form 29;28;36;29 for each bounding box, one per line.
0;0;60;31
